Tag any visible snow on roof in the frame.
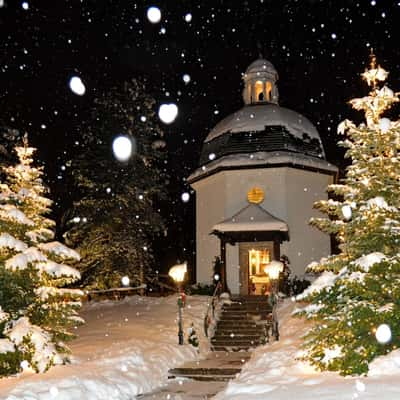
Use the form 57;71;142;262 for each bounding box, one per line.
36;260;81;279
38;241;80;261
5;247;47;270
0;204;34;226
205;104;320;143
212;203;288;233
244;58;277;75
188;151;337;183
0;233;28;252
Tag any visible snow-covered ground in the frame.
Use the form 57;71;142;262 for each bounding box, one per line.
214;299;400;400
0;295;209;400
3;294;400;400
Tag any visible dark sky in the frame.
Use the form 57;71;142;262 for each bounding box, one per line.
1;0;400;263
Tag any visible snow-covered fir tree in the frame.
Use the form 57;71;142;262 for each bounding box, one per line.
65;79;168;289
0;136;82;376
296;54;400;375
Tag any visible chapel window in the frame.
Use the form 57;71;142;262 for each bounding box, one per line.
255;80;264;102
266;81;272;101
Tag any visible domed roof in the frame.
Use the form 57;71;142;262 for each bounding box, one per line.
187;58;336;183
198;103;325;167
244;58;277;75
205;104;320;143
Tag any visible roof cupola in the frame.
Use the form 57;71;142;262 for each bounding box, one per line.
242;58;279;105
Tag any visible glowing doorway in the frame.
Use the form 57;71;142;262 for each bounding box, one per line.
248;248;271;295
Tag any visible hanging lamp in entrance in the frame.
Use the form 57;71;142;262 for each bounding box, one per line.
247;187;264;204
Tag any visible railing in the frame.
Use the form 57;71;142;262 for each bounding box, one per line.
84;273;180;302
86;284;147;301
203;281;222;337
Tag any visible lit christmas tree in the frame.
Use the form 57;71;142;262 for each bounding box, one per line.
296;54;400;375
0;136;82;376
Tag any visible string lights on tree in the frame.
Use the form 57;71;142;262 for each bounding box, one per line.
296;52;400;375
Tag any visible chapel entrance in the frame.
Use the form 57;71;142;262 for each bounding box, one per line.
211;188;289;294
239;242;276;295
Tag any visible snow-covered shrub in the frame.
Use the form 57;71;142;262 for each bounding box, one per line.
188;323;199;348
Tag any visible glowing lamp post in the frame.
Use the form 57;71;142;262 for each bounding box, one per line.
169;262;187;345
264;260;283;281
264;260;284;340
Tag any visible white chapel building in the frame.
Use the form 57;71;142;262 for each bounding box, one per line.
188;58;338;295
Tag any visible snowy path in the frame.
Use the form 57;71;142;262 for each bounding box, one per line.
4;296;400;399
137;380;226;400
0;295;209;400
139;351;251;398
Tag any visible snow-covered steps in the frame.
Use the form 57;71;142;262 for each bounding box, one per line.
168;369;240;382
137;380;227;399
211;295;272;351
168;352;250;382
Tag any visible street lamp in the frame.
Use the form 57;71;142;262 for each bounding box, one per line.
169;262;187;345
264;260;284;340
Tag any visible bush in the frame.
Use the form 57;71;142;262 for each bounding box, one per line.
185;283;215;296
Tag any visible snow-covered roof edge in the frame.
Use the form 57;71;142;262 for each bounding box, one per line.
212;203;289;233
188;151;338;184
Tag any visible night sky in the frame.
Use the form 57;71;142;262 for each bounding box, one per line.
1;0;400;265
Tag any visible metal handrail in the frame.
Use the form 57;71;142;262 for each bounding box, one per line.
203;281;222;337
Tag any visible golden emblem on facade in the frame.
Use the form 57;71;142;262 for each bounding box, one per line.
247;187;264;204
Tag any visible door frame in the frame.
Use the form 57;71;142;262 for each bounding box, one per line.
239;241;276;295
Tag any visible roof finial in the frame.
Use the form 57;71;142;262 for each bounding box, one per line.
256;41;263;59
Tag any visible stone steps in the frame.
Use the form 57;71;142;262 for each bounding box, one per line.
214;327;265;333
210;295;272;352
167;296;272;382
168;367;241;381
219;313;269;319
221;307;271;312
213;337;263;343
217;321;261;326
213;332;264;338
211;340;263;347
167;352;250;382
168;373;233;382
211;345;252;351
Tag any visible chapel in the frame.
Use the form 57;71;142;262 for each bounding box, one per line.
187;58;337;295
